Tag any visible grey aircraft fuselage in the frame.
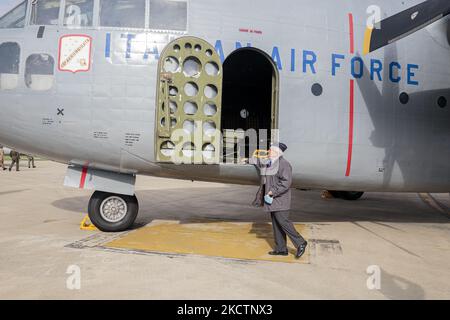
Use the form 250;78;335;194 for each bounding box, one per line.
0;0;449;193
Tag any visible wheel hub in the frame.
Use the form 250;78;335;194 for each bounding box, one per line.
100;196;128;223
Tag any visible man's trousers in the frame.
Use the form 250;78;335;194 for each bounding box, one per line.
270;210;306;252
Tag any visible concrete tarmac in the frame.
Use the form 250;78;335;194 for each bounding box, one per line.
0;161;449;299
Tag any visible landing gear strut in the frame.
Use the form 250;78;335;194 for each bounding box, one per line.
88;191;139;232
328;191;365;201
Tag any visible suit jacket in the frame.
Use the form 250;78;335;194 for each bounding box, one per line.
251;156;293;212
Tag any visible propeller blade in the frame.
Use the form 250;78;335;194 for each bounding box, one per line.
363;0;450;54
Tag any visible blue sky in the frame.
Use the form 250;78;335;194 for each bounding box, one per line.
0;0;22;15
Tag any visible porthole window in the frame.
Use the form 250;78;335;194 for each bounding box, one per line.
99;0;145;29
399;92;409;104
203;121;217;136
205;62;219;76
163;56;179;73
184;82;198;97
64;0;94;27
311;83;323;96
184;101;198;115
25;54;55;91
204;84;218;99
182;142;195;158
161;116;177;128
183;119;197;134
0;42;20;90
168;86;178;96
30;0;61;26
160;141;175;157
438;96;447;108
0;0;27;29
204;103;217;116
202;144;216;159
183;57;202;77
149;0;187;31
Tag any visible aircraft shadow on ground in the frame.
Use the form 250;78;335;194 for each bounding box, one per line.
379;268;425;300
51;187;450;225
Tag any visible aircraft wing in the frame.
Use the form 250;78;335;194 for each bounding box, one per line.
364;0;450;54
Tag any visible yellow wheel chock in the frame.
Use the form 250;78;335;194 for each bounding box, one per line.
80;215;98;231
253;149;270;159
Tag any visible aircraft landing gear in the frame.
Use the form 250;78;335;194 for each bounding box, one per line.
328;191;365;201
88;191;139;232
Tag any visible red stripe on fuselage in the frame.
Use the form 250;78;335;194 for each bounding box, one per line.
79;166;88;189
346;13;355;177
346;80;355;177
348;13;355;54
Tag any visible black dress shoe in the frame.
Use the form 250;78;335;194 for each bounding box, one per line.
295;242;308;259
269;251;288;256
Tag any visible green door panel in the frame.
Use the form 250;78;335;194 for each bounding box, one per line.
155;37;223;164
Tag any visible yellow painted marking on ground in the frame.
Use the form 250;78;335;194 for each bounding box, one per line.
105;220;309;264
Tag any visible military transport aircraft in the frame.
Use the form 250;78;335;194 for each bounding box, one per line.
0;0;448;231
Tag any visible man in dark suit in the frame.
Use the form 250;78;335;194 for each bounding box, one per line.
251;143;308;259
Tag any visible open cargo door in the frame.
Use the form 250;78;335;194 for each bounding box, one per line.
155;37;223;164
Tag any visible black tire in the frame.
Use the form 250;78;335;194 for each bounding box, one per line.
88;191;139;232
338;191;365;201
328;191;342;198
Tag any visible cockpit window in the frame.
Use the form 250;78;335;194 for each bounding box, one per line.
30;0;61;26
0;0;27;29
99;0;146;29
149;0;187;31
0;42;20;90
25;54;55;91
64;0;94;27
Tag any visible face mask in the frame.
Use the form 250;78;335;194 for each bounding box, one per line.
264;194;274;205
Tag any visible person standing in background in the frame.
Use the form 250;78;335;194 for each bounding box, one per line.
9;150;20;172
0;145;6;171
24;154;36;169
